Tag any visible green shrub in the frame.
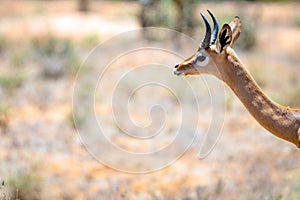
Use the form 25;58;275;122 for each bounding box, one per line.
10;49;28;69
82;33;101;47
264;194;283;200
285;85;300;108
294;15;300;27
235;19;256;51
139;0;197;38
31;35;72;56
6;168;44;200
287;170;300;200
0;35;8;53
0;73;26;91
0;104;10;116
31;35;80;78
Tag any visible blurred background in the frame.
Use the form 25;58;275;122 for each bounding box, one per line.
0;0;300;199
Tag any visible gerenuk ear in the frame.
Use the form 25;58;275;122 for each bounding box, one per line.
229;16;241;45
216;24;232;53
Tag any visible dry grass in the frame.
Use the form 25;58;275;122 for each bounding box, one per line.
0;1;299;199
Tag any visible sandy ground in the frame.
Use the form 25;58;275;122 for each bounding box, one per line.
0;1;300;199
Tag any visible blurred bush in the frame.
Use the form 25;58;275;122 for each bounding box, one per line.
286;89;300;108
0;103;9;133
235;19;257;51
31;35;80;78
0;35;8;53
0;74;26;91
78;0;89;12
139;0;197;37
294;15;300;27
6;167;44;200
81;33;101;47
234;6;260;51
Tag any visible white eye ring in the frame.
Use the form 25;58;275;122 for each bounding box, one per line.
196;56;209;67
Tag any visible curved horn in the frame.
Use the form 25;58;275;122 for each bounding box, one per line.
207;10;219;45
200;12;211;49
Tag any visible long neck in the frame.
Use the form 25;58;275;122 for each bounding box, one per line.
220;48;300;148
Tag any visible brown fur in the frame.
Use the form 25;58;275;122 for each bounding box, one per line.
174;16;300;148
